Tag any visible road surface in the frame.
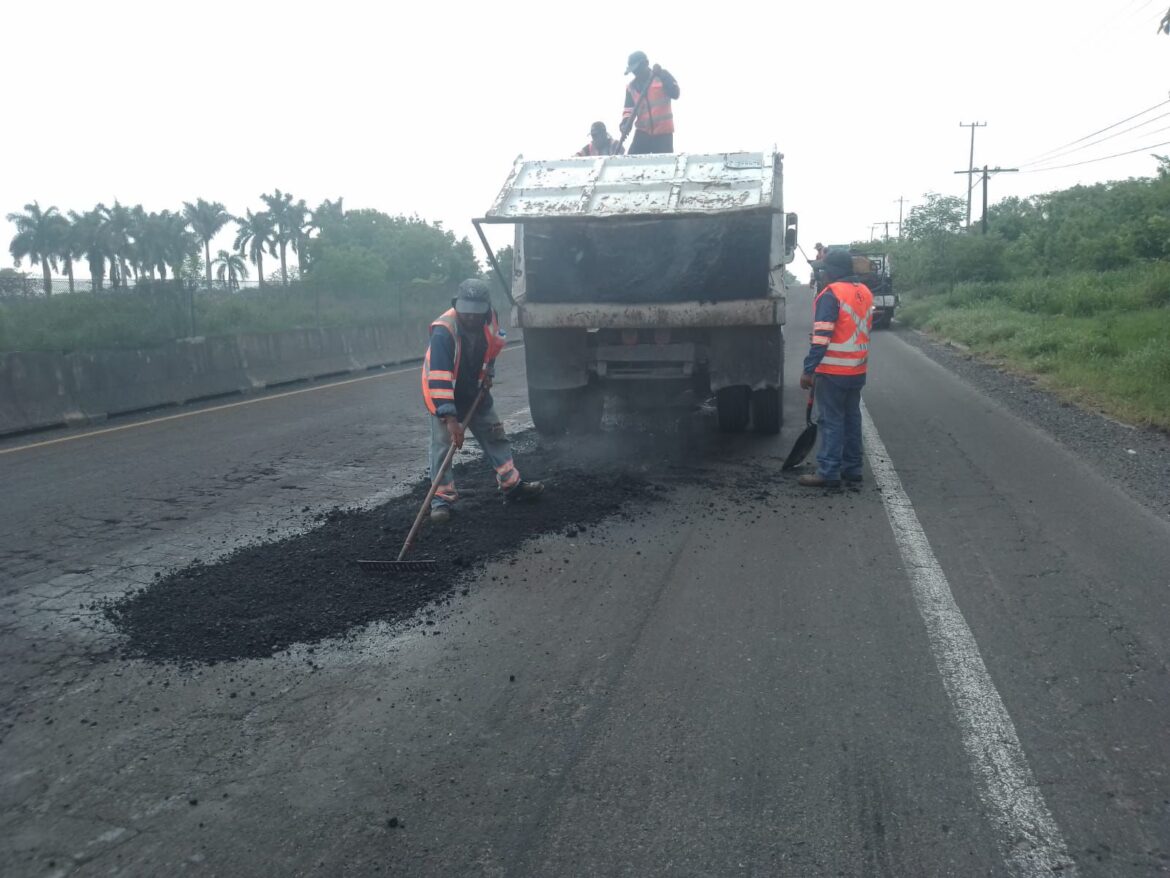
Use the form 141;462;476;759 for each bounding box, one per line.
2;285;1168;877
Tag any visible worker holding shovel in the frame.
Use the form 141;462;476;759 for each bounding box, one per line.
421;279;544;524
798;250;875;490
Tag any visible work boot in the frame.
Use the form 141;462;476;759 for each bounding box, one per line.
505;480;544;503
842;473;863;490
430;506;452;525
798;474;841;489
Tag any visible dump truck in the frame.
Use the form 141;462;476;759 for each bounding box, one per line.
474;150;798;435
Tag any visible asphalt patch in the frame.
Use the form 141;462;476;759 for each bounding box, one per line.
102;433;657;665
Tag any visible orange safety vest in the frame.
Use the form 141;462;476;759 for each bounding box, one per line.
577;138;623;156
421;308;507;415
623;76;674;135
813;282;874;377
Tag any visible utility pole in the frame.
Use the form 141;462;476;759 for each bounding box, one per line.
894;196;904;237
952;166;1018;234
959;122;987;229
873;220;899;242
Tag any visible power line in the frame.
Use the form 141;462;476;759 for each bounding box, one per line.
1017;98;1170;166
1020;139;1170;173
1020;109;1170;167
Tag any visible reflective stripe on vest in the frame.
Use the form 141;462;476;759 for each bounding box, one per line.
814;283;874;376
623;76;674;135
421;308;507;414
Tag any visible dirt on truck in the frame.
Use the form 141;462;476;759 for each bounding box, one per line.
476;151;798;436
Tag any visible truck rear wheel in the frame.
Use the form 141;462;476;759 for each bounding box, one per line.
716;386;750;433
752;387;782;435
530;388;572;435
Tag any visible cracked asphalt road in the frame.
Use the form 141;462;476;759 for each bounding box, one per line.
2;293;1169;877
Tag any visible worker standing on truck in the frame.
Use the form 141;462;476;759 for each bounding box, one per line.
422;279;544;524
577;121;625;157
798;250;875;489
619;51;679;154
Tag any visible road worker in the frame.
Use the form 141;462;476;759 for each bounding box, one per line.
421;279;544;523
799;250;875;489
618;51;679;154
577;121;625;157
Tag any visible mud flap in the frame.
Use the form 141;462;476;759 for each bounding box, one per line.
708;326;784;392
523;328;590;391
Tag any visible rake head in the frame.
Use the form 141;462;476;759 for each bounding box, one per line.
357;559;439;573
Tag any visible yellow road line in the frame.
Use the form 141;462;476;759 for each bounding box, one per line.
0;345;522;457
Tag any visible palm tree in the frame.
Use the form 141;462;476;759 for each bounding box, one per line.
183;198;231;290
303;197;344;276
54;212;82;294
233;209;274;287
212;249;248;290
103;201;135;289
260;189;304;286
289;197;310;277
7;201;62;296
156;211;197;283
70;207;110;292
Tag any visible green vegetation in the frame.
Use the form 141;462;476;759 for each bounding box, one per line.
0;281;460;353
3;192;489;352
883;166;1170;429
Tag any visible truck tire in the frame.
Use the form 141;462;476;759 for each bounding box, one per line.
529;388;572;435
752;387;782;435
875;312;893;330
716;386;750;433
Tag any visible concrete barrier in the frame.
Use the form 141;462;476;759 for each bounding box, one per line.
0;320;437;437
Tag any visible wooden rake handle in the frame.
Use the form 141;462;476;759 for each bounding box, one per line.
396;385;488;562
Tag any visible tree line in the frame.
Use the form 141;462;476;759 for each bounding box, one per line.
6;192;479;297
874;159;1170;289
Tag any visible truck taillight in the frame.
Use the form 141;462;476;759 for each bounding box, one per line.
621;329;638;346
653;329;671;345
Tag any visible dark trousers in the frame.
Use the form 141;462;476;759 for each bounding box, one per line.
815;376;864;481
629;132;674;154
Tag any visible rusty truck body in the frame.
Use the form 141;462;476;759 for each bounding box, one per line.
477;150;797;435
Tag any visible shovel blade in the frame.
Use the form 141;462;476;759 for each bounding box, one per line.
357;559;439;573
781;424;818;471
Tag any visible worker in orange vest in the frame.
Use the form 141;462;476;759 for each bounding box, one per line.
576;121;625;157
799;250;875;489
618;51;679;155
422;279;544;524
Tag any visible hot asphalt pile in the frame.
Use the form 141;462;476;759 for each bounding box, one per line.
102;434;659;665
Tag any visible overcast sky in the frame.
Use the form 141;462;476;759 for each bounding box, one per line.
3;0;1169;278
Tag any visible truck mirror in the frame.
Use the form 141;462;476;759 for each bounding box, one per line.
784;213;798;253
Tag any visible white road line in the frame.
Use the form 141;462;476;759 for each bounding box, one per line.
861;401;1076;878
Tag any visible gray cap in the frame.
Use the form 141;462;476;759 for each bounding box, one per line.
625;50;648;75
824;250;854;282
455;278;492;314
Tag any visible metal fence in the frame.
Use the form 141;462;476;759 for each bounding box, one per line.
0;275;290;298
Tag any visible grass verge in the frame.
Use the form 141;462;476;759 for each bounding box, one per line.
898;265;1170;430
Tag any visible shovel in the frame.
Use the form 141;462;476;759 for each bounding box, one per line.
781;385;817;471
357;385;488;574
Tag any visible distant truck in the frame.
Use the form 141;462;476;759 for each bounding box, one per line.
823;246;897;329
476;151;798;435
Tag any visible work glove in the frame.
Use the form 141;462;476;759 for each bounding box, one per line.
619;117;633;137
799;373;815;390
481;374;493;391
444;416;466;450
